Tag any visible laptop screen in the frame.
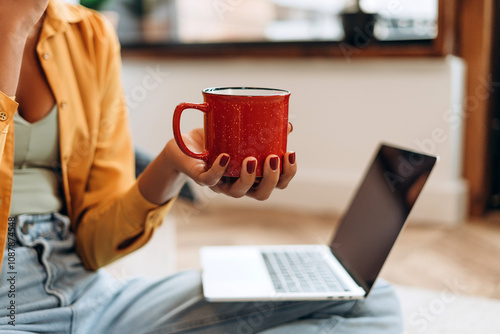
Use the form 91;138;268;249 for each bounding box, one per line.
330;144;437;294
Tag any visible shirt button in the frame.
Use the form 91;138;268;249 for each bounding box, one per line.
0;112;8;122
149;213;159;221
42;52;50;60
60;102;68;109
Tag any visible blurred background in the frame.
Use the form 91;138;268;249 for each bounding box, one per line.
82;0;476;223
73;0;500;224
73;0;500;223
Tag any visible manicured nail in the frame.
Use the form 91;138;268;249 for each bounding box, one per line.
288;152;296;165
219;154;230;167
289;122;294;133
270;157;279;171
247;160;256;174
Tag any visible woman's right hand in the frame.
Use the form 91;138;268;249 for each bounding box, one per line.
0;0;49;96
0;0;49;38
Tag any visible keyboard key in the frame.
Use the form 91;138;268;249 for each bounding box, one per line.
261;250;345;294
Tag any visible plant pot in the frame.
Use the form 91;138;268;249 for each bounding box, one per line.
340;11;377;46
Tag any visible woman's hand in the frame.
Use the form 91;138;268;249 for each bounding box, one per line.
210;152;297;201
163;127;297;201
0;0;49;96
0;0;49;38
139;125;296;204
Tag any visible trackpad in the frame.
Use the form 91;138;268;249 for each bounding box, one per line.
200;246;273;299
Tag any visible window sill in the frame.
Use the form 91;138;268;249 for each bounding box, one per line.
120;39;446;59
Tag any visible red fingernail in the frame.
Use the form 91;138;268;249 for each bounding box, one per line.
219;154;230;167
288;152;296;165
270;157;279;171
247;160;256;174
289;122;294;133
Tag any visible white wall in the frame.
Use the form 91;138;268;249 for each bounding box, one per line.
123;56;468;225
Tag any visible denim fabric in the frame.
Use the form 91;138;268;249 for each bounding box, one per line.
0;214;403;334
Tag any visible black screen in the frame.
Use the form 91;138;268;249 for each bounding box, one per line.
330;144;437;294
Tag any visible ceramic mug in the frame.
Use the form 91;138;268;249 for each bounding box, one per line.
173;87;290;178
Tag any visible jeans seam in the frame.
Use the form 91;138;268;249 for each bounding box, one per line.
69;305;76;334
34;239;67;307
143;301;312;334
317;316;343;334
342;299;364;318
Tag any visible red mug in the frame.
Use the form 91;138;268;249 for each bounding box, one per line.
173;87;290;178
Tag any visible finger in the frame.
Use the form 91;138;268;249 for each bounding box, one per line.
209;158;257;197
247;155;280;201
287;122;294;135
197;154;229;187
223;157;258;198
276;151;297;190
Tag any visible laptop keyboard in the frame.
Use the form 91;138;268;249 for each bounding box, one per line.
261;250;349;293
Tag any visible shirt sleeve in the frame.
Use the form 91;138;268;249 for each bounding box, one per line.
72;12;176;271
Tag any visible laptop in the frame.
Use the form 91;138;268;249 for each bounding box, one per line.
200;143;437;301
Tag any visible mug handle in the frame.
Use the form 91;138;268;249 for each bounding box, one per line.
173;102;210;161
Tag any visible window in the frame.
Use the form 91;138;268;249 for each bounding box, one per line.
98;0;452;57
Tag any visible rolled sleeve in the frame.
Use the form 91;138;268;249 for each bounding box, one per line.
76;181;177;271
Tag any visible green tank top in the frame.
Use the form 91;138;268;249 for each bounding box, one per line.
10;105;63;216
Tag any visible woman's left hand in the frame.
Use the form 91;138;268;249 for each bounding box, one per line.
161;125;297;201
209;151;297;201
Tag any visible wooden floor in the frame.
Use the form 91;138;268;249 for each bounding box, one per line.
175;200;500;300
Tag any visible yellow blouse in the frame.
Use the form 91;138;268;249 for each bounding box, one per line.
0;0;174;271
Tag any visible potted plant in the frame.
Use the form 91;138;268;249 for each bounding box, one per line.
340;0;376;46
119;0;174;43
80;0;109;11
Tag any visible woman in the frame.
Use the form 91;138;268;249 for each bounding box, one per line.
0;0;403;333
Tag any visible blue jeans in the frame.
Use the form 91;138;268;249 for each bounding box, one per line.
0;213;403;333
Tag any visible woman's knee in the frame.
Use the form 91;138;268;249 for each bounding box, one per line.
353;279;403;330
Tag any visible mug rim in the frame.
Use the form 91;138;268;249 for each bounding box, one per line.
203;87;290;96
